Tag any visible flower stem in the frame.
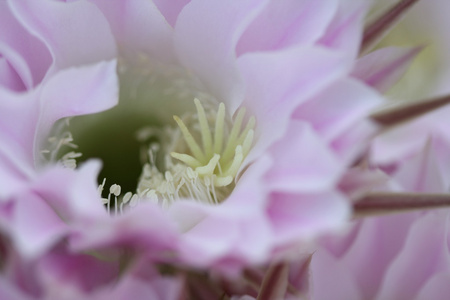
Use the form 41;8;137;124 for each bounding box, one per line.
371;94;450;127
353;192;450;218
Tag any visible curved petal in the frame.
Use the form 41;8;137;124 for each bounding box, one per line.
33;160;107;222
339;213;418;299
35;60;119;163
90;0;175;63
0;278;34;300
352;46;422;93
294;78;383;143
238;45;350;164
10;191;68;258
174;0;269;112
0;87;39;168
0;1;51;90
416;272;450;300
0;55;26;91
393;140;446;193
266;121;342;193
8;0;117;73
68;201;179;255
319;2;367;59
377;212;450;300
237;0;338;55
153;0;191;28
310;249;362;300
267;191;350;244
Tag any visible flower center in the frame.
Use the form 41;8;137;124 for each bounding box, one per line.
136;98;255;207
43;57;255;212
45;99;254;212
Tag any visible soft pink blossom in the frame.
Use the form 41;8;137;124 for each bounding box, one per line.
0;0;384;278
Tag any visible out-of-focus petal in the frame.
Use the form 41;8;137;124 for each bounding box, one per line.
352;46;421;93
238;45;350;163
267;191;349;244
416;272;450;300
10;191;68;258
35;60;119;162
153;0;191;28
90;0;175;63
9;0;117;72
293;78;382;143
319;1;367;59
237;0;338;54
266;121;342;193
174;0;268;112
310;249;362;300
376;212;450;300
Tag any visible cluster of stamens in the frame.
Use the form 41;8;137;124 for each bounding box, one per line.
135;98;255;207
41;119;82;169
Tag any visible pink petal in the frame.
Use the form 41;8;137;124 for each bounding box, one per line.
0;147;32;199
0;278;33;300
330;119;379;164
266;121;342;193
174;0;268;112
173;156;273;270
9;0;117;72
267;191;350;244
339;213;418;299
153;0;191;28
293;77;383;143
238;45;350;163
236;0;338;54
319;2;367;59
0;88;39;167
0;1;51;89
377;212;450;299
36;252;117;295
310;249;362;300
371;115;438;165
352;46;422;93
69;202;179;254
0;56;26;91
33;160;107;222
393;140;446;193
416;272;450;300
35;60;119;161
90;0;175;63
12;191;68;258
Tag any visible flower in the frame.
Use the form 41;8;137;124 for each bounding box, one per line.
0;0;383;275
